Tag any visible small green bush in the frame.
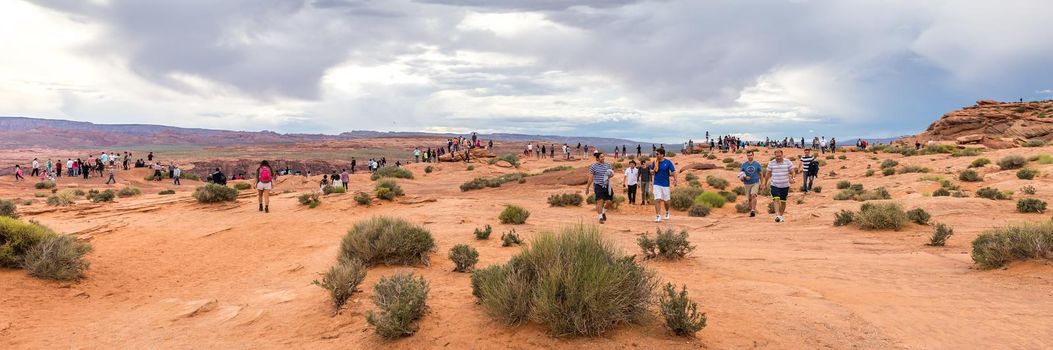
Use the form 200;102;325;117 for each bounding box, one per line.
460;173;528;192
734;202;750;213
833;209;855;226
718;190;737;202
880;159;899;169
547;193;583;207
21;234;92;281
687;203;711;217
498;205;530;224
87;189;115;203
542;165;574;173
855;202;909;231
233;182;252;191
371;166;414;181
1021;185;1037;195
375;179;404;200
424;166;433;174
298;192;321;208
193;184;239;203
34;181;56;190
1033;154;1053;164
489;154;521;168
1016;168;1038;180
705;175;728;190
694;192;726;208
638;228;695;259
339;216;435;266
976;187;1010;200
732;186;745;196
1016;198;1047;213
670;187;704;211
970;158;991;168
449;244;479;272
1024;139;1045;147
952;148;983;157
323;185;346;195
722;157;734;163
971;222;1053;269
117;186;141;197
882;167;895;176
997;155;1027;170
312;258;367;312
959;169;983;182
899;165;930;173
1;217;58;268
474;225;492;240
0;199;18;219
501;229;523;247
354;192;372;205
932;188;950;197
865;169;875;177
658;283;707;336
837;180;852;189
46;190;78;207
366;272;429;338
467;165;475;171
158;189;175;195
929;223;953;246
684;173;699;182
906;208;931;225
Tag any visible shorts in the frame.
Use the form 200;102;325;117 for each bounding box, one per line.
743;183;760;196
653;185;671;201
593;184;613;201
256;181;273;190
771;186;789;202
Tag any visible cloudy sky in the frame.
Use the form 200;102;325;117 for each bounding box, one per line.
2;0;1051;142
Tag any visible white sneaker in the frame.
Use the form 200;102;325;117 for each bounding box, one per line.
664;212;670;220
655;215;661;223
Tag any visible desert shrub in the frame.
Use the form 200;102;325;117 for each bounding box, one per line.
34;181;56;189
833;187;890;201
87;189;115;203
312;258;367;312
976;187;1010;200
836;180;851;189
547;193;583;207
298;192;321;208
424;166;433;174
838;155;847;160
1033;154;1053;164
375;179;404;200
952;147;983;157
117;186;141;197
718;190;737;203
922;144;956;154
767;201;775;214
687;203;711;217
997;155;1027;170
371;166;414;181
542;165;574;173
732;186;745;196
734;202;750;213
460;173;528;192
585;193;625;209
1021;185;1037;195
849;183;864;192
1016;168;1038;180
969;158;991;168
193;184;239;203
865;169;875;177
684;173;699;183
158;189;175;195
638;228;694;259
958;169;983;182
467;165;475;171
33;192;47;198
233;182;252;190
694;192;726;208
501;229;523;247
323;185;346;195
929;223;953;246
899;165;930;173
499;205;530;224
971;222;1053;269
882;167;895;176
0;200;18;219
366;272;429;339
354;192;373;205
659;283;707;336
670;187;704;211
490;154;521;168
474;225;492;240
721;157;734;163
21;234;92;281
880;159;899;169
46;190;78;207
71;189;85;196
1024;139;1045;147
449;244;479;272
724;161;741;170
473;225;657;336
833;209;855;226
827;170;836;176
855;202;909;231
0;217;58;268
906;208;931;225
339;216;435;266
1016;198;1047;213
705;175;728;190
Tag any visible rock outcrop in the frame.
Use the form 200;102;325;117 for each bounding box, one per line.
907;100;1053;148
437;148;495;162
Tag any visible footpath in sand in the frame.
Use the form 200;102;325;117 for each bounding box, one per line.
1;147;1052;349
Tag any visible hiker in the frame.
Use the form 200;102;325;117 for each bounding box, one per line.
31;158;39;177
106;165;116;184
585;150;615;223
762;149;795;223
320;174;329;192
638;160;652;205
211;168;227;185
173;165;182;185
830;138;837;153
55;159;62;178
331;170;343;189
256;160;274;213
14;165;24;181
623;160;639;205
739;150;763;217
82;159;89;179
152;162;163;181
350;158;357;174
340;169;349;191
820;137;828;154
799;148;816;193
147;152;153;162
650;148;676;222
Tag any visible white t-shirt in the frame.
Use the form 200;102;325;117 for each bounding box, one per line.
767;159;795;188
624;167;639;186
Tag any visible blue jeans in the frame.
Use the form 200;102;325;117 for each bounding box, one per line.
803;173;815;192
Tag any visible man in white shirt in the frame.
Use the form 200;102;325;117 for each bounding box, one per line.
763;149;796;223
623;160;640;205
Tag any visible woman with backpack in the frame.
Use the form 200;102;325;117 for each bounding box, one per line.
256;160;275;213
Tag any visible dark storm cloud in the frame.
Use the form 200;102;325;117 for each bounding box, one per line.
414;0;641;11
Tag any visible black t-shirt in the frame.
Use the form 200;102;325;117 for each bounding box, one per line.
638;166;652;182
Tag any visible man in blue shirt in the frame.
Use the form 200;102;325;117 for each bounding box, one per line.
650;148;677;222
738;150;763;217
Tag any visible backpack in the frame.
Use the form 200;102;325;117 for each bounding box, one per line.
808;160;820;176
259;166;272;182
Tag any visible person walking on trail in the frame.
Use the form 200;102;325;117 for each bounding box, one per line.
255;160;275;213
14;165;24;181
105;165;117;184
650;148;676;222
638;160;652;205
623;160;640;205
340;169;349;191
173;165;182;185
31;158;39;177
799;148;816;193
739;150;763;217
763;149;795;223
585;150;615;224
414;148;421;163
820;137;828;154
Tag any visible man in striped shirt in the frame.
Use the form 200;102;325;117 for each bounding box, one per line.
799;148;816;193
763;149;796;223
585;150;615;223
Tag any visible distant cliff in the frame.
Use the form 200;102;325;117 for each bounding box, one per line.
907;100;1053;148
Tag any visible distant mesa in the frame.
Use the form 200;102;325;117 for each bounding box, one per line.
905;99;1053;149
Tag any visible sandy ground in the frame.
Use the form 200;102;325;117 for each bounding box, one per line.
1;145;1052;349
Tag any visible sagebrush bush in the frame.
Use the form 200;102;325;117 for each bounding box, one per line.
882;167;896;176
193;184;239;203
339;216;435;266
489;154;521;168
1024;139;1045;147
958;169;982;182
971;222;1053;269
46;190;78;207
718;190;737;202
833;209;855;226
1;217;57;267
694;192;726;208
233;182;252;190
542;165;574;173
448;244;479;272
371;166;414;181
732;186;745;196
467;165;475;171
899;165;930;173
684;173;699;182
354;192;372;205
952;147;983;157
976;187;1010;200
312;258;367;312
970;158;990;168
298;192;321;208
375;179;404;200
929;223;953;246
670;187;704;211
474;225;492;240
366;272;429;338
638;228;695;259
498;205;530;224
0;199;18;218
734;202;750;213
932;188;951;197
1033;154;1053;164
472;225;657;336
1016;168;1038;180
997;155;1027;170
424;166;433;174
547;193;583;207
880;159;899;169
1016;198;1047;213
1021;185;1037;195
87;189;115;203
865;169;875;177
158;189;175;195
21;233;92;281
906;208;931;225
117;186;141;197
34;181;56;189
836;180;851;189
460;173;528;192
659;283;707;336
501;229;523;247
855;202;909;231
705;175;728;190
